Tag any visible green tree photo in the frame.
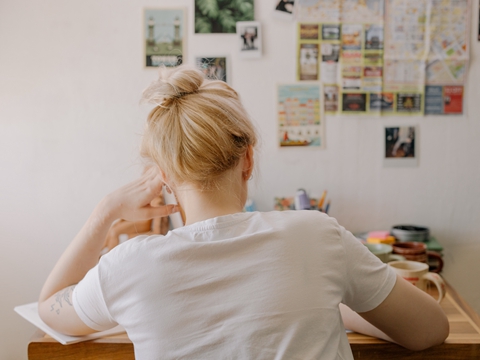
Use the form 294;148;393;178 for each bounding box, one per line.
195;0;254;33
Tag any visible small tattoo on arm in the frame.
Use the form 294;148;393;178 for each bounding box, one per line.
49;285;76;315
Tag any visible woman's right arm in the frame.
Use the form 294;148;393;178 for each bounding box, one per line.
341;274;449;351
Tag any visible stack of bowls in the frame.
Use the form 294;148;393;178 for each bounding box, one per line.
391;225;429;242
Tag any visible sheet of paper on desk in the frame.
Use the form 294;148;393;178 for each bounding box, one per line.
14;302;125;345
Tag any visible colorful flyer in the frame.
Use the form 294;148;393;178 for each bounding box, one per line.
295;0;470;116
277;84;324;148
342;93;367;112
425;85;464;115
299;44;319;80
144;8;186;68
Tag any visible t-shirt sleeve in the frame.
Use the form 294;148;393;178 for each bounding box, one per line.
340;226;397;313
72;265;118;331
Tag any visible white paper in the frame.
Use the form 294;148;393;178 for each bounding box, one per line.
14;302;125;345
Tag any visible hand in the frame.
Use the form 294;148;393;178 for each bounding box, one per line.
103;167;179;222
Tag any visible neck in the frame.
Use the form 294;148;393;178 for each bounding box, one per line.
174;170;247;226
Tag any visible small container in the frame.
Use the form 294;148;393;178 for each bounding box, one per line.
294;189;310;210
391;225;430;242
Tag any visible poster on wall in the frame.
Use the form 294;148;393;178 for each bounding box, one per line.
144;8;186;68
384;126;418;167
195;0;254;33
277;84;325;148
195;57;228;82
236;21;263;58
295;0;470;116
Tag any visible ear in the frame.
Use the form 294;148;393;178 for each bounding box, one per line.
242;145;254;180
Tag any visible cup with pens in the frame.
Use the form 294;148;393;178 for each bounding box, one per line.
294;189;331;214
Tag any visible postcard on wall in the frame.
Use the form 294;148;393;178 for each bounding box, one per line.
195;0;254;33
237;21;263;59
384;126;418;167
144;8;186;68
195;57;228;83
299;43;319;80
277;84;324;148
273;0;295;20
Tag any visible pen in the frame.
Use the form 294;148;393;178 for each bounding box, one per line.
325;200;331;214
318;190;327;210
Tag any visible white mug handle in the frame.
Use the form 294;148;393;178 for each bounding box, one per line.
421;272;446;303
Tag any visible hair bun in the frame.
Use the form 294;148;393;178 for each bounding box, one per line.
141;65;205;106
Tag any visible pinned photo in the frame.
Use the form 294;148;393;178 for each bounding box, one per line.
144;8;186;68
195;57;228;83
236;21;262;59
384;126;418;167
273;0;295;20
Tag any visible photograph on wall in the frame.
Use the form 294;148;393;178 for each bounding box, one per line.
277;84;324;148
324;85;339;113
342;24;362;51
320;43;340;84
236;21;262;59
299;44;319;80
396;93;422;114
369;93;394;112
364;24;384;50
342;93;366;112
384;126;418;167
195;0;254;33
273;0;295;20
300;23;319;40
144;8;186;68
322;24;340;41
195;57;228;82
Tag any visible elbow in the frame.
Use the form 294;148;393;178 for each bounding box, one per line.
403;314;449;351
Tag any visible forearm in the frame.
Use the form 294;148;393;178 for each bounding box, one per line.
340;303;395;343
39;197;117;302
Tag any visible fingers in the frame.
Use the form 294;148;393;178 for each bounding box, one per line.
150;196;164;207
141;204;180;219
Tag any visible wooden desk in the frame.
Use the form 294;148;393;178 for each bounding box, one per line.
28;282;480;360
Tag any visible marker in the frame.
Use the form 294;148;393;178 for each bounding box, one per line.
325;200;331;214
318;190;327;210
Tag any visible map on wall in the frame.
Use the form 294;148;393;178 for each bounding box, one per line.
295;0;470;116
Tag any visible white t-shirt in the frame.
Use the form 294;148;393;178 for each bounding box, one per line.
73;210;396;360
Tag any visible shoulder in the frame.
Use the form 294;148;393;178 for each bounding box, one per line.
257;210;342;239
99;234;168;267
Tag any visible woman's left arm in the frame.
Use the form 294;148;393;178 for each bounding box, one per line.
38;167;178;335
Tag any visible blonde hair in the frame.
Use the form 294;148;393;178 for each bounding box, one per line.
140;65;257;190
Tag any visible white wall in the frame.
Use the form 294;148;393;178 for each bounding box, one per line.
1;0;479;358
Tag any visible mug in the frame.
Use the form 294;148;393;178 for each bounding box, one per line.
392;242;444;273
365;243;405;263
389;260;446;303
